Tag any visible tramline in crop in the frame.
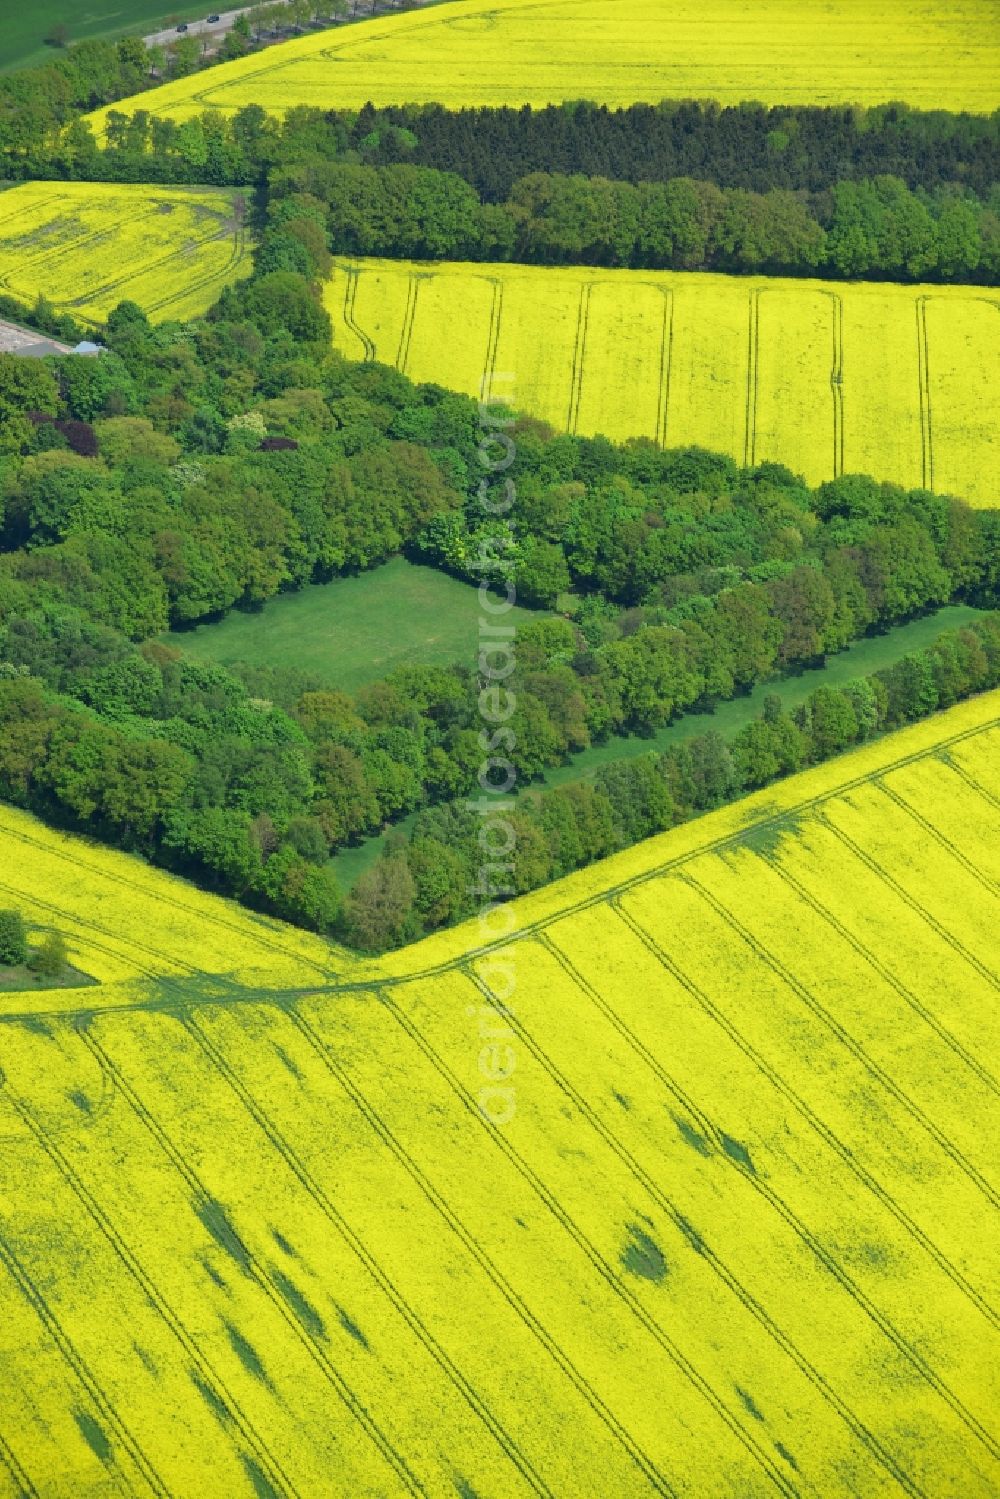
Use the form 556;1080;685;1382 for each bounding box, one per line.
86;0;1000;129
327;258;1000;505
0;693;997;1495
5;193;996;507
0;182;249;327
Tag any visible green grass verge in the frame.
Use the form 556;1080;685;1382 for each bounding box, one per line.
534;603;986;788
0;961;97;992
167;556;545;694
328;603;985;891
0;1;216;73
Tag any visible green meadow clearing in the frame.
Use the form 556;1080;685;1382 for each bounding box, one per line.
167;555;543;692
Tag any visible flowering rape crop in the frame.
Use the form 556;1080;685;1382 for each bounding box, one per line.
327;258;1000;505
5;207;997;508
0;182;249;327
0;691;997;1495
87;0;1000;130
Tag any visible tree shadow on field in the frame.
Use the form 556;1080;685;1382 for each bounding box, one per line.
126;970;297;1017
729;808;809;863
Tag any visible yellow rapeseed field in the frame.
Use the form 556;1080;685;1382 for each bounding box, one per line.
328;258;1000;504
87;0;1000;130
9;197;994;502
1;691;998;1495
0;182;250;327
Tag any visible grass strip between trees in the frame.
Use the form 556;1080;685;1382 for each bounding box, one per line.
329;602;985;894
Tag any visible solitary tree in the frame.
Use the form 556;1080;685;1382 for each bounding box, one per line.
0;909;28;967
344;857;416;950
29;931;68;980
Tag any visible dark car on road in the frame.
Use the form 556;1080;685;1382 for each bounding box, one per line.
207;13;221;20
176;21;189;30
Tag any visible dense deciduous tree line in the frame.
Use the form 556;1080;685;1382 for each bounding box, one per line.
3;289;996;634
0;37;218;168
7;87;999;203
8;106;998;282
1;35;999;943
3;36;996;289
283;161;1000;282
0;262;997;938
0;16;346;171
415;449;998;613
0;294;88;348
344;612;1000;949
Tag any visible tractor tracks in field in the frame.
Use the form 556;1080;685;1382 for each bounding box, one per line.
558;880;1000;1342
916;296;935;492
0;880;673;1492
184;1016;558;1499
458;941;938;1498
479;276;505;406
2;718;998;1493
5;1078;302;1499
691;859;1000;1208
566;281;592;435
0;224;115;301
373;975;802;1499
244;998;633;1499
568;277;674;445
342;266;376;361
80;1027;435;1499
763;837;999;1097
0;1425;38;1499
940;749;1000;812
142;219;250;318
914;291;1000;495
743;287;762;469
4;884;666;1498
176;15;420;118
0;193;242;323
0;193;68;236
0;1213;173;1499
541;912;997;1356
0;910;430;1497
0;819;339;988
75;1010;561;1499
537;926;995;1490
604;897;1000;1466
818;803;999;992
0;872;795;1492
829;290;845;477
6;849;994;1485
744;286;845;478
655;286;675;448
394;271;422;375
1;712;998;1031
71;216;227;311
873;775;999;897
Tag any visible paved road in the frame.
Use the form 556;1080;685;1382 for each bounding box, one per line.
144;7;252;49
0;318;72;357
144;0;418;50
